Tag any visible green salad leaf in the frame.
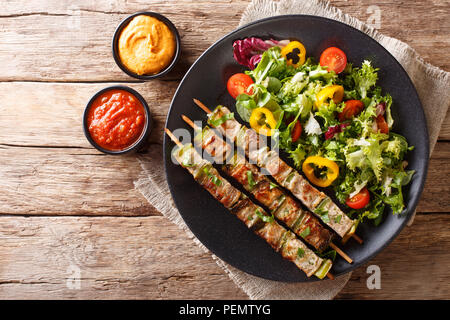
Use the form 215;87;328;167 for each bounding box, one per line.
235;93;256;122
347;60;379;99
231;43;415;225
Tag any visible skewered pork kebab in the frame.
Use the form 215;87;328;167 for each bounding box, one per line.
193;99;362;244
165;128;334;280
182;115;352;263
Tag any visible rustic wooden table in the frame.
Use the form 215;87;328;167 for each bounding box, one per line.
0;0;448;299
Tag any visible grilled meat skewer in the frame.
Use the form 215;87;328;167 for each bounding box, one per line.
185;116;352;263
166;130;333;279
195;101;359;243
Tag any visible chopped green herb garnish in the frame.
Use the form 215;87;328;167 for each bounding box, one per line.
182;160;195;167
255;209;274;223
321;214;330;224
297;248;305;258
316;249;337;261
269;182;278;189
246;170;256;189
299;227;310;238
314;198;329;216
334;215;342;223
203;167;223;187
275;194;286;207
315;207;328;215
208;113;235;127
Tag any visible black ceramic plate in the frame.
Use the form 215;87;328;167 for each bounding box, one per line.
164;15;429;282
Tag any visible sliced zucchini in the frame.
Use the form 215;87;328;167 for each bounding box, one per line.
342;220;359;244
314;259;333;280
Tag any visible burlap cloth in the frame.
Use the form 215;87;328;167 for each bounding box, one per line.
134;0;450;299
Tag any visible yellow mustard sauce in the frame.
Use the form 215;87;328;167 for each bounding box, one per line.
118;15;176;75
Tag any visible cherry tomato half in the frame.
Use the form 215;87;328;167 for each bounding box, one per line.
291;120;302;142
346;187;370;209
376;115;389;134
339;100;365;121
227;73;254;99
320;47;347;74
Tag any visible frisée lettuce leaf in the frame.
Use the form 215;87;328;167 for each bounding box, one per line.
229;38;415;225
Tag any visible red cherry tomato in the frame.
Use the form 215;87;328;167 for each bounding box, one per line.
339;100;365;121
320;47;347;74
346;187;370;209
227;73;254;99
291;120;302;142
376;115;389;134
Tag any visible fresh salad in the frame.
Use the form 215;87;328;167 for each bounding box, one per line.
227;37;415;225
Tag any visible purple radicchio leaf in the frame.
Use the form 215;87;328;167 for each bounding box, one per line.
232;37;288;70
325;123;350;140
249;54;262;69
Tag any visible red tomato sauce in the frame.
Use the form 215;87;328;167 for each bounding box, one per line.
87;89;146;151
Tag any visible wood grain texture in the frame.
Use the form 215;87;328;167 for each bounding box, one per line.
0;82;443;215
0;82;177;147
0;214;447;300
0;82;448;147
0;0;249;82
331;0;450;70
336;214;450;299
0;216;247;299
0;147;154;216
0;0;448;83
0;0;448;300
0;142;447;216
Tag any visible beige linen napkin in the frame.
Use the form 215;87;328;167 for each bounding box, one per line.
134;0;450;299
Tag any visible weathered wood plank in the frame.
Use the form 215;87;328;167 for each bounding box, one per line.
337;214;450;300
416;143;450;212
0;82;176;147
331;0;450;67
0;147;154;216
440;110;450;140
0;142;447;215
0;0;248;82
0;82;448;147
0;214;447;299
0;215;247;299
0;0;448;83
0;0;448;300
0;82;447;216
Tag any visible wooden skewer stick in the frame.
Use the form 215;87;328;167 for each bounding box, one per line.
181;115;201;131
182;113;353;264
330;243;353;264
193;98;212;114
192;98;363;245
352;234;363;244
167;124;335;280
164;128;183;147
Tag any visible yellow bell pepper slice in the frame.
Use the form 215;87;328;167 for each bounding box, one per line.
281;41;306;67
249;107;277;136
315;85;344;109
302;156;339;187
